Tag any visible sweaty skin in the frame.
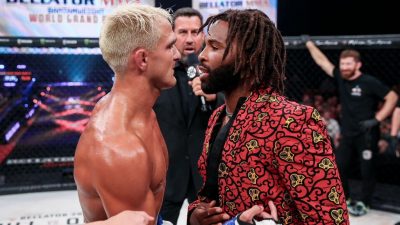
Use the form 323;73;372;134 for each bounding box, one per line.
89;211;155;225
74;94;168;222
74;17;180;224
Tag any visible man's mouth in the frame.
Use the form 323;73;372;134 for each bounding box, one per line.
198;65;209;81
341;70;351;74
198;65;209;74
184;47;195;53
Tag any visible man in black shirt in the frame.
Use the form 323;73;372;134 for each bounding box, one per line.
305;40;398;216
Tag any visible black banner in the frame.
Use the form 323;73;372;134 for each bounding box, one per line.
1;35;400;49
284;34;400;49
0;37;99;48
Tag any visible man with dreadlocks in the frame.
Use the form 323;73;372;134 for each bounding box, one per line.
188;9;349;225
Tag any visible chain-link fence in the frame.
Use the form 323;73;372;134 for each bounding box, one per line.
285;35;400;213
0;49;114;194
0;35;399;212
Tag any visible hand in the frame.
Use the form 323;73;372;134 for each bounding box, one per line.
190;200;230;225
93;211;154;225
189;77;217;102
359;118;379;131
239;201;278;224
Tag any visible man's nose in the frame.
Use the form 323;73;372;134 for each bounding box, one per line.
186;33;194;43
173;45;181;61
198;49;206;62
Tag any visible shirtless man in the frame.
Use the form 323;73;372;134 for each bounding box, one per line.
73;4;180;223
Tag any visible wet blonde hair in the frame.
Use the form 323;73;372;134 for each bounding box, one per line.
99;4;172;73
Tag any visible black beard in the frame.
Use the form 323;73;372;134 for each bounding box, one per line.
201;64;241;94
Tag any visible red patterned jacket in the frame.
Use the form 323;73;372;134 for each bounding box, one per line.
188;88;349;225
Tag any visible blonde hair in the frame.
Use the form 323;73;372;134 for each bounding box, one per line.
99;4;172;74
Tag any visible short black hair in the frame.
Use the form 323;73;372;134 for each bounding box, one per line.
172;7;203;30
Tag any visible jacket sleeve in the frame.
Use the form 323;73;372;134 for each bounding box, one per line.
187;199;201;225
274;107;349;224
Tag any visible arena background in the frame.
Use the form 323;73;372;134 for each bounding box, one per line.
1;0;400;217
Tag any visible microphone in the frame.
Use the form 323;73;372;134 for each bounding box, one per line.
186;53;208;112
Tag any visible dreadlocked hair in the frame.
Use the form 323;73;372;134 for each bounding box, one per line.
200;9;286;94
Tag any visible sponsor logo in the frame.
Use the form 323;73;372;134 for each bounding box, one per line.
0;38;11;43
0;212;84;225
17;39;33;45
199;0;243;9
62;39;78;45
6;0;95;6
6;157;74;165
83;39;99;45
40;39;57;45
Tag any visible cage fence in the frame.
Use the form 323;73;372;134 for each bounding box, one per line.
0;34;399;212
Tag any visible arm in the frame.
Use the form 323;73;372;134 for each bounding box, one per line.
375;90;398;122
390;107;400;136
305;41;335;77
99;143;155;217
78;139;156;222
75;137;109;222
88;211;154;225
389;106;400;155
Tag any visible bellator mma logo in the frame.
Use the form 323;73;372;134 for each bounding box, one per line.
6;0;141;6
102;0;141;6
7;0;143;24
0;212;84;225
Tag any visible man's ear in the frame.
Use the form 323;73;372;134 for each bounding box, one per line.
357;61;362;69
132;48;149;71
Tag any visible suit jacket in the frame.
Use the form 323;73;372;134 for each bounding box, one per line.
154;64;223;203
189;88;349;225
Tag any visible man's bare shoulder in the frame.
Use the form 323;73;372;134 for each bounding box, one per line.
74;129;154;220
75;129;151;171
74;130;152;195
76;95;152;166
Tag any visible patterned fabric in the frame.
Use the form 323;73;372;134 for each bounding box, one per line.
189;88;349;225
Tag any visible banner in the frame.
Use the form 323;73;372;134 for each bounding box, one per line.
192;0;277;25
0;0;154;38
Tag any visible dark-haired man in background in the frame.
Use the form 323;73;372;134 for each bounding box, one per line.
154;7;223;224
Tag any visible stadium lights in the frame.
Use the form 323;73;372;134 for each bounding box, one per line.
5;122;21;142
16;64;26;69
